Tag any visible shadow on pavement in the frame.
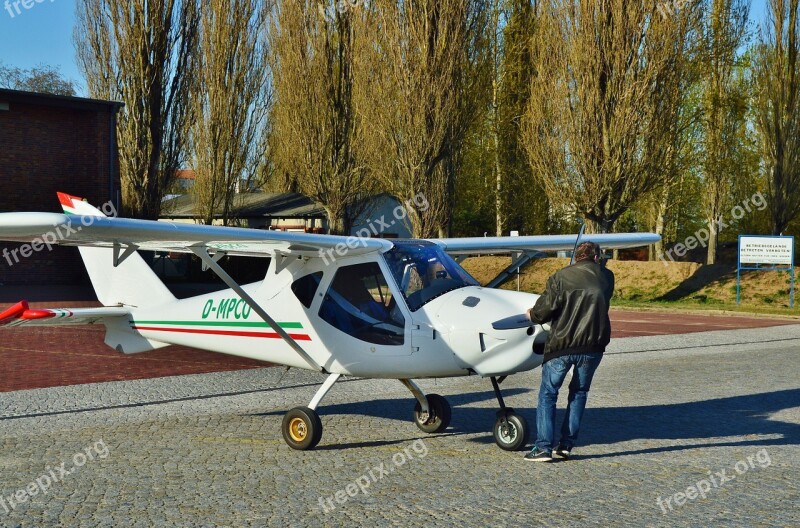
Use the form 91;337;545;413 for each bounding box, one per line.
253;387;799;454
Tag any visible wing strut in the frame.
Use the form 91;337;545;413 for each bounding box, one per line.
190;246;324;373
486;251;544;289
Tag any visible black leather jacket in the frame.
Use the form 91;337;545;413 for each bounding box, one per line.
530;259;615;363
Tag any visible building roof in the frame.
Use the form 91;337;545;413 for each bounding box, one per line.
161;192;327;220
0;88;124;112
175;169;196;180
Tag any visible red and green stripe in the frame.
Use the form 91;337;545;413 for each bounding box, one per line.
130;320;312;341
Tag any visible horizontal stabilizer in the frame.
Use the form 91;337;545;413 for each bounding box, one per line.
0;301;130;328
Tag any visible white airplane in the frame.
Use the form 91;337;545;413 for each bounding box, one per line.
0;193;659;451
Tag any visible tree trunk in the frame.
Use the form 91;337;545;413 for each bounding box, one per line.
652;187;669;261
326;208;346;236
492;41;503;237
494;131;503;236
706;215;718;265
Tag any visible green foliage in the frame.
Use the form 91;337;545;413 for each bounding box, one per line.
452;0;551;238
69;0;800;243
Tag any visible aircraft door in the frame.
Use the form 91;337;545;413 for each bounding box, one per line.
317;260;412;356
410;320;437;354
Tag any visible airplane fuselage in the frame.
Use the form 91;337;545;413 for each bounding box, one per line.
120;242;547;379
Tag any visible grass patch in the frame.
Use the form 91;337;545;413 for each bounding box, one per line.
613;298;800;317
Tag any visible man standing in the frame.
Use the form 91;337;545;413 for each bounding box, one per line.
524;241;614;462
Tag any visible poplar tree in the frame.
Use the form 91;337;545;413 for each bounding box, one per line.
190;0;271;226
75;0;199;219
754;0;800;235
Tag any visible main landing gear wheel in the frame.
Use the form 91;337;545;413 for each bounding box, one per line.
413;393;451;433
282;406;323;450
493;410;529;451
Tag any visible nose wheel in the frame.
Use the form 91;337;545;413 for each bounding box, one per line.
490;376;529;451
493;409;528;451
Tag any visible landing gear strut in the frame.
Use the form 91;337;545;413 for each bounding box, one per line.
490;376;529;451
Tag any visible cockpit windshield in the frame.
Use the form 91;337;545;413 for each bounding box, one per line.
383;241;479;312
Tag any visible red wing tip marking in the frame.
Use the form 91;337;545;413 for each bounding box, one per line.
21;309;58;320
0;301;29;326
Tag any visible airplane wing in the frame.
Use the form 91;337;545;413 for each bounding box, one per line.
0;210;391;258
0;301;130;328
0;194;657;259
430;232;661;255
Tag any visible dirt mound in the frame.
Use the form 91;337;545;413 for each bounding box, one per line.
460;256;512;286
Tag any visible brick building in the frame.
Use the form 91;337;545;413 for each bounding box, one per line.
0;88;123;286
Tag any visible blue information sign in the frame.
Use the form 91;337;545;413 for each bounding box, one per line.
737;235;794;307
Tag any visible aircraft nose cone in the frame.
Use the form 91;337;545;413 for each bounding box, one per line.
430;287;545;376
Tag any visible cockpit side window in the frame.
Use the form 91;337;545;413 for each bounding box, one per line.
291;271;324;308
318;262;405;346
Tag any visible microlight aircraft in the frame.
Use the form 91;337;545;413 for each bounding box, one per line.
0;194;658;450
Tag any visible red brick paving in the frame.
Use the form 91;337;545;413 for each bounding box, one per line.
0;300;267;393
0;325;268;393
0;300;796;392
609;310;798;338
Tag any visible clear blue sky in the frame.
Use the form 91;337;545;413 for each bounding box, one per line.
0;0;772;98
0;0;86;93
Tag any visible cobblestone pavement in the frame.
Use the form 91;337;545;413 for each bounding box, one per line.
0;325;797;527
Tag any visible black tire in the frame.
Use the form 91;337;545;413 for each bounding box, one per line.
493;412;529;451
282;406;323;450
413;393;451;433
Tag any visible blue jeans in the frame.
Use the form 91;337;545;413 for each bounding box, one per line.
534;353;602;453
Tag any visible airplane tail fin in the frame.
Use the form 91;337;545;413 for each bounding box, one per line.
57;193;176;308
